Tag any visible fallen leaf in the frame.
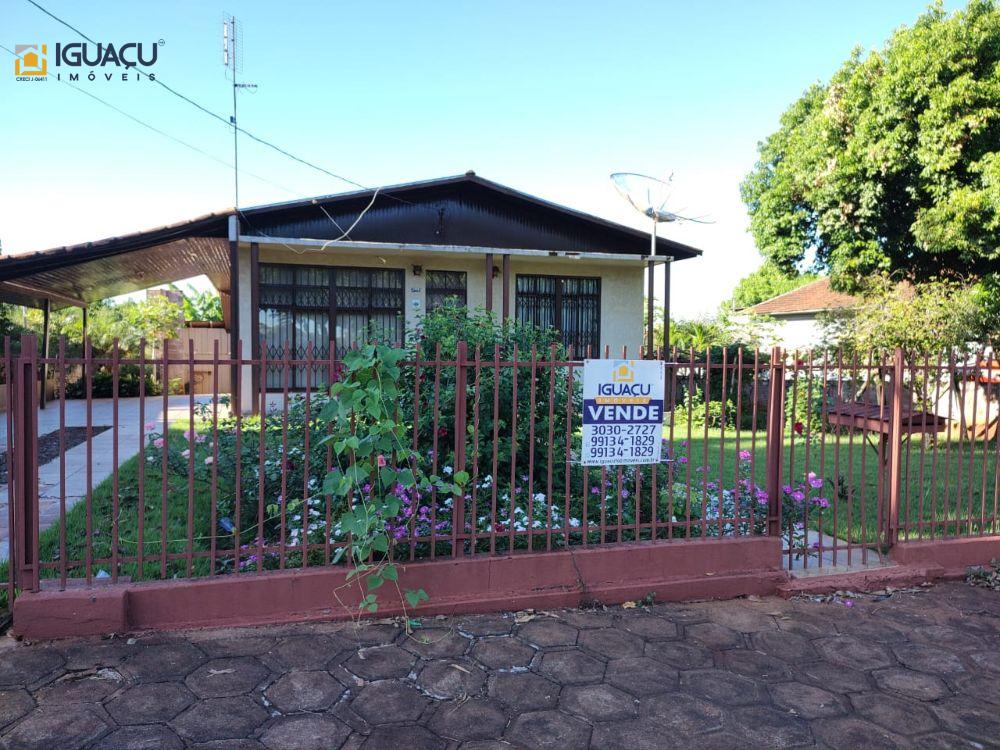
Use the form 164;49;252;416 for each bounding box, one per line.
450;664;471;674
622;601;637;610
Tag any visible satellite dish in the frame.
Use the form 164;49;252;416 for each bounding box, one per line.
611;172;712;225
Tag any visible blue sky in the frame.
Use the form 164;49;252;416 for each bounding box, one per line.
0;0;960;316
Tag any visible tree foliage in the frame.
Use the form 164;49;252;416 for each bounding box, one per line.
741;0;1000;290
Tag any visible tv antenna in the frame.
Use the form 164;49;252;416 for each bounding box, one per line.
223;14;258;208
610;172;712;256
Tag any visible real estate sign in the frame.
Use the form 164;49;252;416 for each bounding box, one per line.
581;359;665;466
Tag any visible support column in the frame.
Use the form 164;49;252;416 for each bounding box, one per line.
228;215;240;407
81;306;88;346
646;260;655;357
765;347;786;538
485;253;494;313
249;241;260;414
663;259;672;353
501;254;511;322
886;347;905;547
40;299;50;409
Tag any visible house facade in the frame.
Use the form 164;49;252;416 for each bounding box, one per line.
0;173;702;409
743;277;858;350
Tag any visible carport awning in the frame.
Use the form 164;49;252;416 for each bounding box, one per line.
0;212;231;309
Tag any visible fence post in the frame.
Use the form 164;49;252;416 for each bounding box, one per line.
885;347;905;547
765;347;786;538
453;341;468;553
12;335;40;593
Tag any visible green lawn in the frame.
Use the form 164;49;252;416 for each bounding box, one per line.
5;423;996;589
680;427;1000;544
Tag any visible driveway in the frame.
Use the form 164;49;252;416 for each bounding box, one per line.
0;582;996;748
0;396;229;561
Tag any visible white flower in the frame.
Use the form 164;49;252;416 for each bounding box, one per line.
533;492;546;503
442;466;453;476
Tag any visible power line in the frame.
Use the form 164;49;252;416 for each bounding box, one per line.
22;0;393;197
1;43;303;199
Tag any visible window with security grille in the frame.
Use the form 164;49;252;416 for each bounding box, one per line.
259;264;404;388
515;274;600;355
425;270;467;310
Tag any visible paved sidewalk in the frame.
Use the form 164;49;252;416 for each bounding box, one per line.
0;582;997;748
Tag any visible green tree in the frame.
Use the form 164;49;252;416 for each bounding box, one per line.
741;0;1000;290
728;262;817;310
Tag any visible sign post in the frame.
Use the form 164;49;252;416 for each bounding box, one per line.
581;359;666;466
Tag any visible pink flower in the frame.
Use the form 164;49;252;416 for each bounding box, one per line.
153;437;164;449
377;455;387;468
144;422;156;431
204;456;214;466
739;450;752;461
181;449;190;459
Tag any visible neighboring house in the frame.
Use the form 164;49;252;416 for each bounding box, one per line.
743;277;858;350
0;172;702;409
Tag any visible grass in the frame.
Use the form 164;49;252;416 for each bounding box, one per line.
680;426;1000;544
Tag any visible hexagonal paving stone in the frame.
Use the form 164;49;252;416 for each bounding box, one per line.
605;656;678;696
850;692;939;736
578;628;645;659
470;637;534;670
488;671;559;711
928;697;1000;746
0;705;110;750
185;657;270;698
457;615;514;637
697;602;780;633
106;682;196;725
401;629;471;659
769;681;847;719
427;698;508;741
912;625;984;652
123;642;207;682
199;637;278;659
727;705;813;748
185;740;267;750
0;648;65;688
34;672;121;704
263;635;345;672
362;724;445;749
517;620;578;648
796;661;872;694
57;641;133;672
170;696;269;742
537;650;605;684
557;609;616;629
911;731;981;750
619;614;678;640
684;622;744;650
678;669;766;706
590;719;682;750
653;604;710;625
93;724;184;750
644;640;712;670
815;635;896;671
351;681;430;724
264;671;345;713
750;629;817;663
810;717;907;750
504;709;591;749
641;692;723;735
341;622;402;647
0;689;34;730
342;645;416;681
560;683;637;721
717;649;793;682
416;659;486;700
969;650;1000;674
872;667;950;701
891;643;965;676
259;714;351;750
953;674;1000;706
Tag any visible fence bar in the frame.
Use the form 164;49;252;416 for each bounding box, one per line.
765;348;785;539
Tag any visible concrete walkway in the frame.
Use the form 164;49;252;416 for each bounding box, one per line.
0;581;997;748
0;397;230;561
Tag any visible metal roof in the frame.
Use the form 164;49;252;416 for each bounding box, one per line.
0;173;703;308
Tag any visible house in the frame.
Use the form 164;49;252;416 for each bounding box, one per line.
0;172;702;409
743;277;858;350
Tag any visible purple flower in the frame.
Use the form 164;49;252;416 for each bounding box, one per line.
782;485;793;495
791;491;805;503
621;489;630;499
739;450;752;461
678;456;688;464
590;487;600;495
807;472;823;489
812;497;830;509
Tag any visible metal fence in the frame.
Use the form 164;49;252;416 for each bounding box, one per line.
1;335;998;605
